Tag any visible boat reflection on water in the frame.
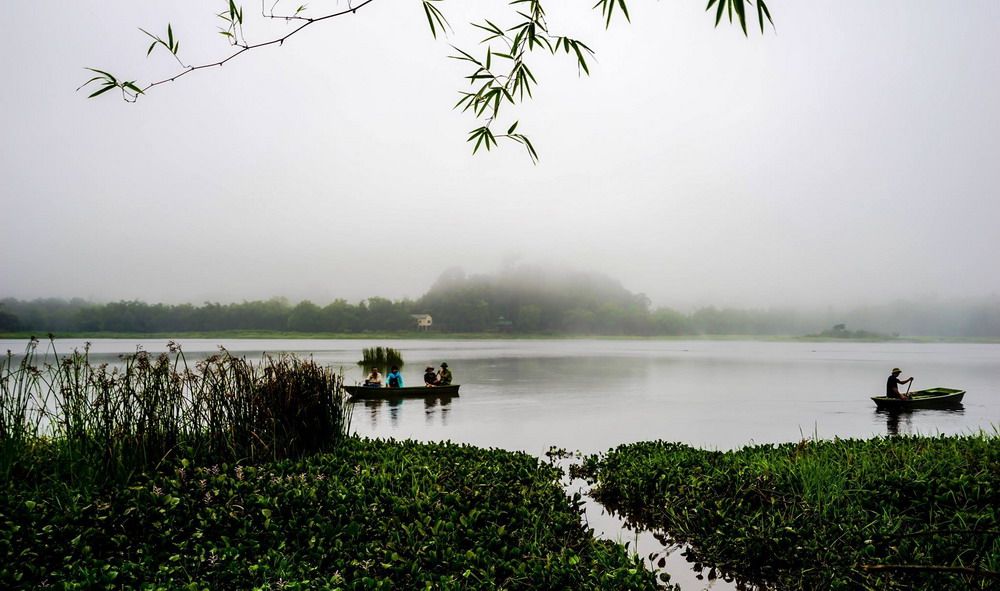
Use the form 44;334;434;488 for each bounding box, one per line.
877;406;965;437
357;395;455;428
423;395;452;426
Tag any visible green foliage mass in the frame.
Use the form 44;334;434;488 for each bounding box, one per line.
1;438;659;590
575;435;1000;590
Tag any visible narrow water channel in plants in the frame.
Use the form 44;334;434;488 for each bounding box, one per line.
551;454;741;591
8;338;998;588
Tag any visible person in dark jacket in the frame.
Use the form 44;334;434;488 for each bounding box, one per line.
886;367;914;400
423;366;438;387
436;362;453;386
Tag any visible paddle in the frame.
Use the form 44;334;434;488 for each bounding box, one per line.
905;379;913;397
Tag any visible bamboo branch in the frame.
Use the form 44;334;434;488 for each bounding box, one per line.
141;0;378;95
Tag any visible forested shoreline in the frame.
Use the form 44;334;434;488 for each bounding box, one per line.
3;268;999;338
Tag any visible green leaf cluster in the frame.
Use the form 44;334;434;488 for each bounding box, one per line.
141;23;181;57
1;438;660;590
577;434;1000;590
706;0;774;35
79;69;143;100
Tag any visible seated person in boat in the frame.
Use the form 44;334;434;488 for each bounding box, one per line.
364;368;383;387
386;366;404;388
886;367;914;400
424;366;438;387
436;362;452;386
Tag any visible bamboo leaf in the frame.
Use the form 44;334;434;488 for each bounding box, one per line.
571;41;590;75
472;128;486;154
757;0;774;33
617;0;631;23
734;0;747;35
85;68;117;84
88;83;117;98
423;2;439;38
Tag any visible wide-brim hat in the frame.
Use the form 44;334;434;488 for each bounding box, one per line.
425;366;434;371
440;362;448;368
891;367;902;374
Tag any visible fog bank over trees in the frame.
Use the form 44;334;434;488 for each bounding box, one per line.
1;266;998;338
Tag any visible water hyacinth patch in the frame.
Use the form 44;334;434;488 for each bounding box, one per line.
575;434;1000;590
1;438;660;590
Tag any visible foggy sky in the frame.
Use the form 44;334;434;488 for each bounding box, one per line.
2;1;999;309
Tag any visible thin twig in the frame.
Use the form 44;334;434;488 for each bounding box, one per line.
142;0;377;94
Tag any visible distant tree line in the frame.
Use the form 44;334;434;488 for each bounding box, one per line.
2;268;999;338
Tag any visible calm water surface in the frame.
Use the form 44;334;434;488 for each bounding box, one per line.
7;338;997;589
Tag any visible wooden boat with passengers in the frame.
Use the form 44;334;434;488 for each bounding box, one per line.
345;384;461;400
871;387;965;410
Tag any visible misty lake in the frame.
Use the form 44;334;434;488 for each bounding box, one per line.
7;337;998;589
14;338;995;450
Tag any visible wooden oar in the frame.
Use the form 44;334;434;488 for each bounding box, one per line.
905;380;913;396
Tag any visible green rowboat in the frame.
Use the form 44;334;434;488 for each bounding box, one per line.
871;387;965;410
346;384;460;400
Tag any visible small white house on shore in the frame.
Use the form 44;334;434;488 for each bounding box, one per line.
411;314;433;331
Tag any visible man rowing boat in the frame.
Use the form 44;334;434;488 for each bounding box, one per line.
886;368;914;400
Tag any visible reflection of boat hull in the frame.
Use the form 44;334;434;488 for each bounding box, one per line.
871;388;965;410
346;384;460;400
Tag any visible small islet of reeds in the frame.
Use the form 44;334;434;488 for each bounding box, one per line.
358;346;404;371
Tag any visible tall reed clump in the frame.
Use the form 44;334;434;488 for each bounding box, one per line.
0;338;351;487
358;346;404;371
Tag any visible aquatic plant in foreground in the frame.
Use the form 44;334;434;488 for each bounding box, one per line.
576;434;1000;590
1;438;661;590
